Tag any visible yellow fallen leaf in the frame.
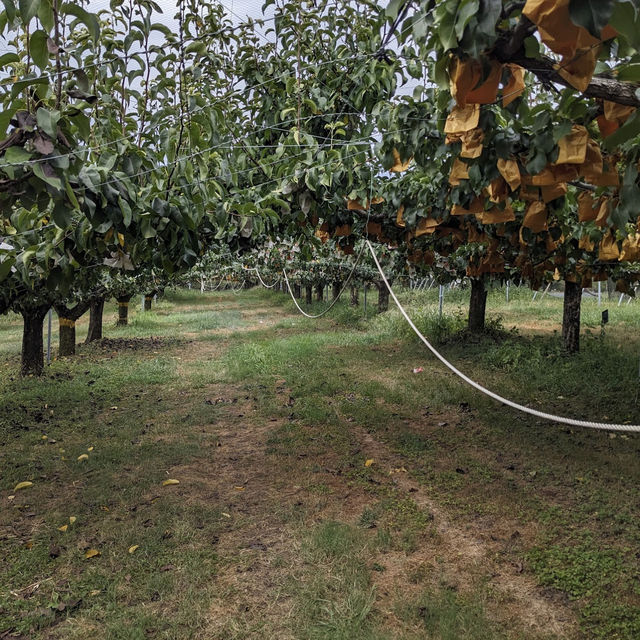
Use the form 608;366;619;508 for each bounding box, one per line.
128;545;139;554
87;447;94;452
58;524;68;532
41;435;47;440
221;512;231;518
162;479;180;486
364;459;374;467
84;549;101;559
234;486;245;491
14;481;33;491
77;454;89;462
89;589;101;596
69;516;76;524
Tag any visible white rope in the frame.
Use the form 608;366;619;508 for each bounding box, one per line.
231;280;245;295
283;152;375;319
282;244;364;318
244;267;279;289
366;240;640;433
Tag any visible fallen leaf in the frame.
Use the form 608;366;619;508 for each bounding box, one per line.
14;481;33;491
7;495;15;501
221;512;231;518
84;549;101;559
128;545;139;554
89;589;101;596
69;516;76;524
234;486;245;491
41;435;47;440
162;479;180;486
77;454;89;462
87;447;94;452
58;524;68;532
364;459;374;467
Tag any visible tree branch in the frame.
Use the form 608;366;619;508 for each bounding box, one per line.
494;19;640;108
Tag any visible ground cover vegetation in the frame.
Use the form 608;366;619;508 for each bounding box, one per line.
1;288;639;639
3;0;640;637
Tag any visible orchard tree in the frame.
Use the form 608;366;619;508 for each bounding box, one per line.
379;0;640;351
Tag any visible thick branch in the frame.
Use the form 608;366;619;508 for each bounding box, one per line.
494;19;640;108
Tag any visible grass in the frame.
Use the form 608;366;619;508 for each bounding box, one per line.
1;284;640;638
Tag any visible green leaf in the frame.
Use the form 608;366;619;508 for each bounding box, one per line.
3;145;32;164
29;29;49;70
63;176;79;209
455;0;479;41
60;3;99;42
52;201;73;228
119;196;132;227
385;0;404;20
568;0;615;39
1;0;16;23
36;0;52;30
604;109;640;151
435;3;458;52
552;121;573;143
0;52;19;67
36;106;59;138
69;111;90;141
615;64;640;82
33;161;62;190
610;1;640;49
10;76;48;98
0;256;15;282
18;0;39;24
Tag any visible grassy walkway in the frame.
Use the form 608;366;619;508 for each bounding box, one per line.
1;287;640;639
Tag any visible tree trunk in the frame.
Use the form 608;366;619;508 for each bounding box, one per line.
305;285;313;305
85;296;105;343
144;295;152;311
20;306;49;376
54;300;91;356
332;281;341;301
468;277;487;333
315;284;324;302
117;295;132;326
293;283;301;298
377;282;390;313
58;317;77;357
562;280;582;353
350;286;359;307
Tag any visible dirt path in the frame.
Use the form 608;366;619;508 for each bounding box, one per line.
352;425;576;638
160;296;578;639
